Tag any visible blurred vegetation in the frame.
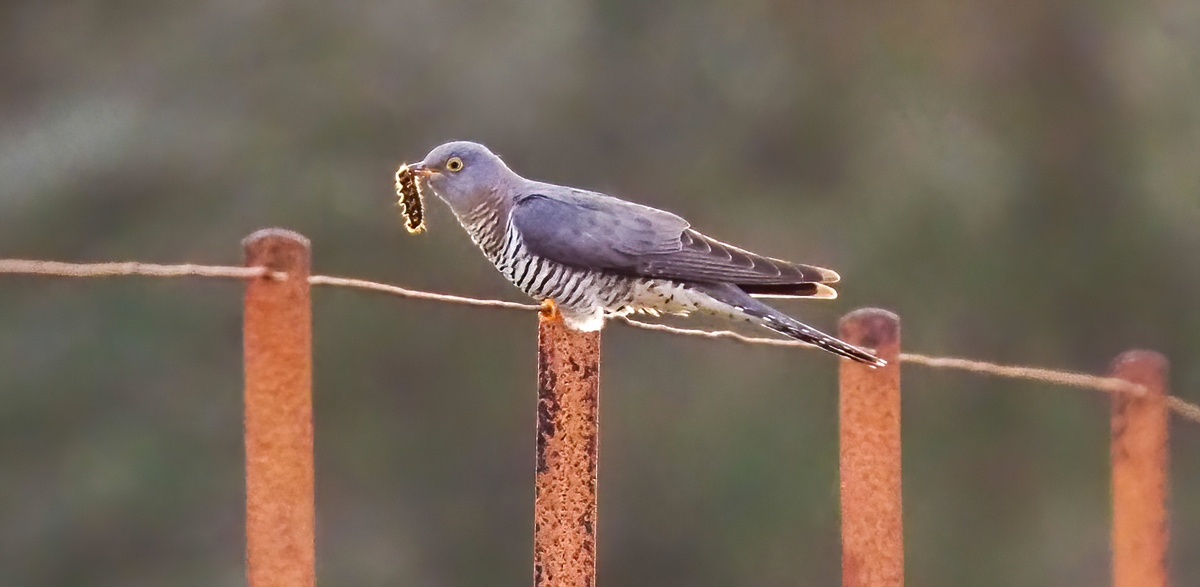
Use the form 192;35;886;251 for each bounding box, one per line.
1;1;1197;585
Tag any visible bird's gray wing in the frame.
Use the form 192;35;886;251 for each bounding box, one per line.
511;188;839;287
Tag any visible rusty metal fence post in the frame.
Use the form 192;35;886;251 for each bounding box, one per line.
243;229;315;587
839;309;903;587
1110;351;1169;587
535;311;601;587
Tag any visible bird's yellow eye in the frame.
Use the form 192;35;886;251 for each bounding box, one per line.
446;157;463;172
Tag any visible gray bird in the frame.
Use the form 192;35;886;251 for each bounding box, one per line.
407;141;884;366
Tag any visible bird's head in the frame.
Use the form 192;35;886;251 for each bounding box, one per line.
408;141;517;215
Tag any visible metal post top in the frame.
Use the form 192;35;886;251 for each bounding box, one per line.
243;228;312;250
243;229;311;271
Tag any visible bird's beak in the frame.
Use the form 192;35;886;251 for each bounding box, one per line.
407;162;435;177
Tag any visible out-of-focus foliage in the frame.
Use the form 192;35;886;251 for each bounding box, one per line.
1;1;1197;585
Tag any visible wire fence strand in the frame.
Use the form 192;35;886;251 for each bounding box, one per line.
897;353;1144;395
2;259;1198;424
1169;395;1200;423
0;259;280;280
308;274;539;311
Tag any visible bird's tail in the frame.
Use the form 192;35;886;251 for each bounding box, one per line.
695;283;887;367
757;312;886;367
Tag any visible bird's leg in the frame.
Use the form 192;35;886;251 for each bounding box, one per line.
539;298;563;323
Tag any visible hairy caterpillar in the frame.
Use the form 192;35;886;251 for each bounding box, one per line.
394;163;426;234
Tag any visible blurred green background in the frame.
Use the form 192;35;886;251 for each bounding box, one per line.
1;1;1197;585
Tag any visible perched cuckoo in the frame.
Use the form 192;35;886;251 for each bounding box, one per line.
405;141;884;366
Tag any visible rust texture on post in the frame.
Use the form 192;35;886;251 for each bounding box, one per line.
243;229;315;587
839;308;903;587
535;311;601;587
1110;350;1170;587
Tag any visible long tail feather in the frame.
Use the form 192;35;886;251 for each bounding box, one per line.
757;313;886;367
694;283;886;367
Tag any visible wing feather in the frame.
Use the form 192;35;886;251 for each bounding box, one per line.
511;188;839;287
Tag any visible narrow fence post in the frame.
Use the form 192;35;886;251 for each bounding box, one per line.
1110;351;1169;587
243;229;315;587
534;310;601;587
839;309;903;587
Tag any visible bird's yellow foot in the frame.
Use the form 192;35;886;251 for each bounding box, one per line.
539;299;563;323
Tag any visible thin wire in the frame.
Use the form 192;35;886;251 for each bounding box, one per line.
616;318;1200;422
0;259;279;280
616;317;819;348
314;274;1152;405
616;319;1145;393
2;259;1197;424
898;352;1143;395
307;275;539;311
1168;396;1200;423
